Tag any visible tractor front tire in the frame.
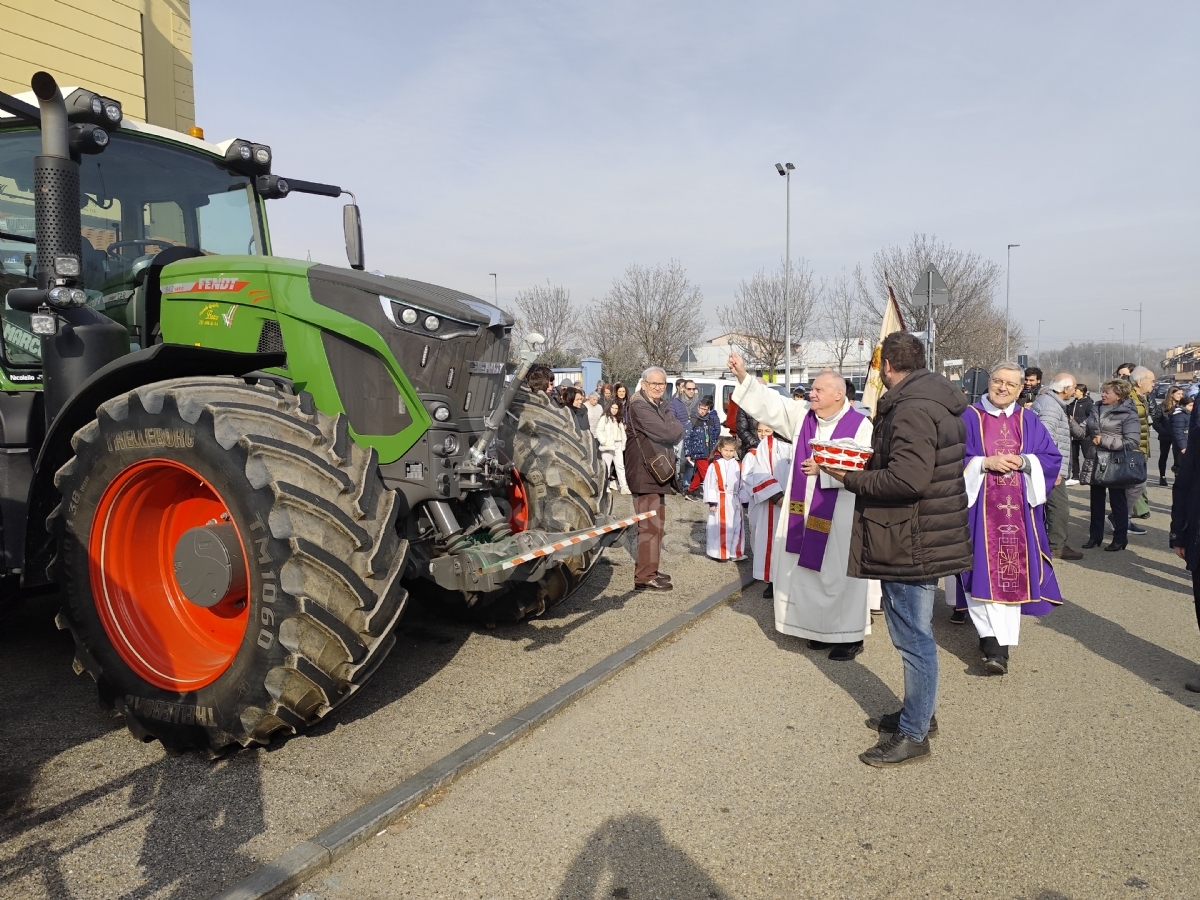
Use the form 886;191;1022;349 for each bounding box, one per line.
51;378;407;754
499;388;612;610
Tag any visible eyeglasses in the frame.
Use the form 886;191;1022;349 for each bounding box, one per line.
990;379;1021;390
646;381;667;387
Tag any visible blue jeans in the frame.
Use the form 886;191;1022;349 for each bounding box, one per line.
880;579;939;742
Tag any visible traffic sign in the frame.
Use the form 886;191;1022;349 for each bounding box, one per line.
911;264;949;307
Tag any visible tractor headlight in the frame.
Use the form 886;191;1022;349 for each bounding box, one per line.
103;101;122;123
401;308;418;325
30;312;57;335
53;255;80;277
238;144;252;161
423;315;440;332
433;405;451;422
254;147;270;166
90;96;103;117
441;435;460;456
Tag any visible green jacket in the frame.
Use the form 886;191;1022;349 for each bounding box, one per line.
1132;391;1150;458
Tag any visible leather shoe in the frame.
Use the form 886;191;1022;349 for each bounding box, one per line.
1104;541;1127;552
949;609;966;624
807;639;833;651
1185;675;1200;693
1054;545;1084;560
762;582;773;599
829;641;864;661
984;656;1008;675
859;731;931;768
655;571;672;583
867;710;938;737
1082;539;1101;549
634;575;673;591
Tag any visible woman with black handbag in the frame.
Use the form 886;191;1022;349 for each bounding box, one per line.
1082;379;1142;551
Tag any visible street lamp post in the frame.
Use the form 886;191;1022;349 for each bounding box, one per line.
1036;319;1045;365
1108;327;1115;377
1005;243;1019;360
776;162;794;389
1121;303;1143;366
1093;349;1100;393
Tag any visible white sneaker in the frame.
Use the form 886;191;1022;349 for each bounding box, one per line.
1065;478;1079;486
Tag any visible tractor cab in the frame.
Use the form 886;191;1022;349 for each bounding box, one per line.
0;97;269;378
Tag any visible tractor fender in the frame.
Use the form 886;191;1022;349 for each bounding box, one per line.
22;344;285;587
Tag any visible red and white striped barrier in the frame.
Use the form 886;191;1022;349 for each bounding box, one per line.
483;510;657;573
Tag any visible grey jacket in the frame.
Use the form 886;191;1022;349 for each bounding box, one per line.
1031;387;1071;461
1084;398;1140;453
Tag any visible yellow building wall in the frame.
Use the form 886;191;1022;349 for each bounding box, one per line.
0;0;194;132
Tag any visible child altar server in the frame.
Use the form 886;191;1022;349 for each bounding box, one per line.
704;435;747;560
741;421;793;595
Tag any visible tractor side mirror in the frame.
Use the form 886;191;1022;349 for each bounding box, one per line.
343;203;364;271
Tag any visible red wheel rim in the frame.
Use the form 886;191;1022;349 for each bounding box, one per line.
89;459;250;692
507;469;528;534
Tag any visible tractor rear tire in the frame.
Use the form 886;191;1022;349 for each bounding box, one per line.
498;388;612;613
51;378;407;754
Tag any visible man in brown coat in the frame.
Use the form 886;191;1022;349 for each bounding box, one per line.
624;366;684;591
821;332;972;767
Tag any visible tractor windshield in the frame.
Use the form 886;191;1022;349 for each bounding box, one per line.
0;129;264;366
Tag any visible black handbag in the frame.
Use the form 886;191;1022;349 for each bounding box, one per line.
1088;447;1147;488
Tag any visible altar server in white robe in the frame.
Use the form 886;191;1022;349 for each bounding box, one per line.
742;421;793;595
730;364;877;660
703;435;747;560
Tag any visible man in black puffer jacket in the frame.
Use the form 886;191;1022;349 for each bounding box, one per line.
823;332;971;768
1170;400;1200;694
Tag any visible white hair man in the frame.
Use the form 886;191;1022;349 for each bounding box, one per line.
726;363;877;661
623;366;684;591
1124;366;1157;536
947;362;1064;674
1030;372;1084;560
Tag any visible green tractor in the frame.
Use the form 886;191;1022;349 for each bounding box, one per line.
0;72;634;755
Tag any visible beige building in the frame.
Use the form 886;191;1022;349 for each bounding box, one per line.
0;0;195;132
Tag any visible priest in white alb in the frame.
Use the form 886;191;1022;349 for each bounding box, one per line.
729;357;876;661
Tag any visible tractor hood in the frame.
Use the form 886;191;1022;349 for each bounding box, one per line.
308;266;512;330
306;265;513;434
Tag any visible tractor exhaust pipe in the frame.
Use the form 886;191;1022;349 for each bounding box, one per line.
30;72;80;291
24;72;127;426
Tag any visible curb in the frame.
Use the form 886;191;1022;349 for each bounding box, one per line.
210;570;755;900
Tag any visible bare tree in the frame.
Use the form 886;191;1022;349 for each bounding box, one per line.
583;307;646;387
854;234;1023;369
583;260;706;374
817;268;868;373
506;280;577;366
716;259;821;374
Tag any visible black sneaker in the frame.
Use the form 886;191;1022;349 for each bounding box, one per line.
866;710;939;737
859;731;931;768
807;639;833;651
829;641;864;661
949;609;966;624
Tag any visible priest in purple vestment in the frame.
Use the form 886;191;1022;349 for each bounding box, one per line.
948;362;1064;674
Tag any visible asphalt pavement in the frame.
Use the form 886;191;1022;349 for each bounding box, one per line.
3;485;1198;900
0;492;734;900
287;483;1200;900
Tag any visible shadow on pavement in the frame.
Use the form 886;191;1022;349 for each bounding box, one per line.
554;813;730;900
729;588;902;721
1038;601;1200;711
0;753;266;900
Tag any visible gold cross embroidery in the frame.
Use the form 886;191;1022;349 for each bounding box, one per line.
996;497;1020;518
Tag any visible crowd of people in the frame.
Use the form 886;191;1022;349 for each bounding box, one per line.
521;344;1200;769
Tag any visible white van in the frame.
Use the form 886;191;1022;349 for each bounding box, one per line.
668;376;800;433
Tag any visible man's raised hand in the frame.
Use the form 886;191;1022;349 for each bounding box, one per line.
728;353;748;382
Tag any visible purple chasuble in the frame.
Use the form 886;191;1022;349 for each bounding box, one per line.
785;406;865;570
954;403;1064;615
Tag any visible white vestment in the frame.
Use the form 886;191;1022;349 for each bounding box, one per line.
943;394;1048;646
741;434;792;581
703;456;746;560
732;378;879;643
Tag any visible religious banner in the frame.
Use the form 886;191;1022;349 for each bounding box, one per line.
860;276;907;416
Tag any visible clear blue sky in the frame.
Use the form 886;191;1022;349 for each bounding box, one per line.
192;1;1199;353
